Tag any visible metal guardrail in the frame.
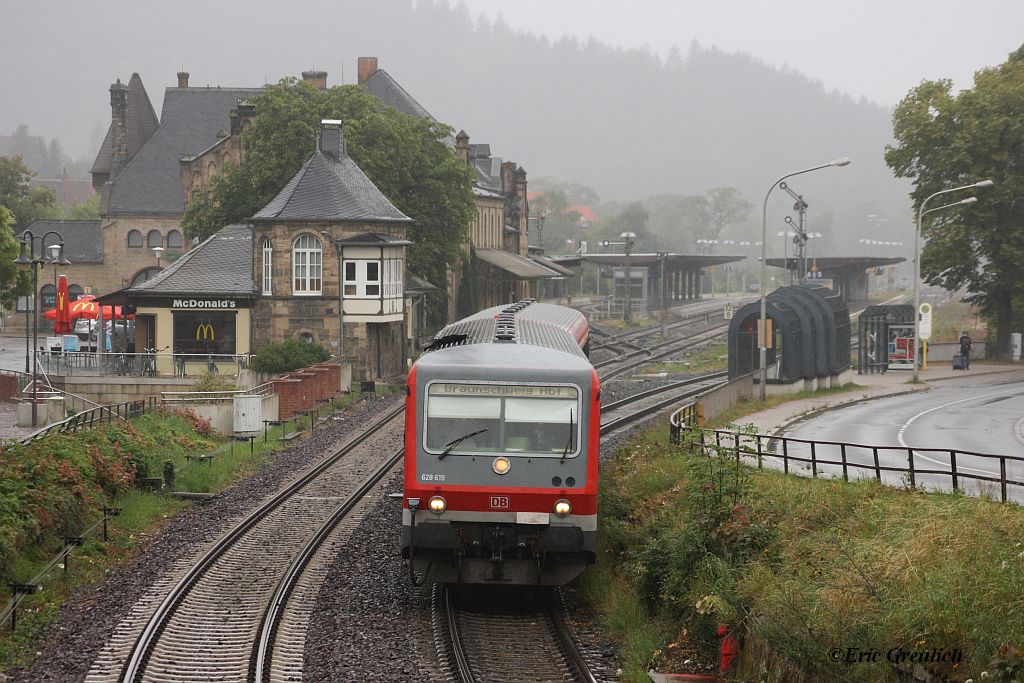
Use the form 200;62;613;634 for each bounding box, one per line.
671;425;1024;504
1;507;123;631
32;351;248;378
16;398;153;447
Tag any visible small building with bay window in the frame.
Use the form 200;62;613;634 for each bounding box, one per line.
249;119;413;379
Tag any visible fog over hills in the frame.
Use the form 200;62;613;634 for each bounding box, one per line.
2;0;911;247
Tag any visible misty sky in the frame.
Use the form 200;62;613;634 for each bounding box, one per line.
463;0;1024;107
1;0;1021;162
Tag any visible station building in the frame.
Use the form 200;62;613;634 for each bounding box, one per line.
105;120;413;381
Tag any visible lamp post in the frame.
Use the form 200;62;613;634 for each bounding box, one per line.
759;158;850;400
600;232;636;324
15;230;70;427
912;179;993;381
152;245;165;268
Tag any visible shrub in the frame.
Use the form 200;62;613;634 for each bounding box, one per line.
249;339;331;374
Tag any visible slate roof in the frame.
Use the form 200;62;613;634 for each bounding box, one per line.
251;150;412;223
105;86;262;215
20;220;104;264
363;69;433;120
90;73;160;176
128;223;257;297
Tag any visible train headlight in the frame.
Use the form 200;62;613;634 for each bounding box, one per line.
428;496;447;514
553;499;572;517
492;457;511;475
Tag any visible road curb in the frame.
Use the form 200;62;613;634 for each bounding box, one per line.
768;387;929;438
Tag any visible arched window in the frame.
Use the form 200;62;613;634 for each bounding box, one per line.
130;267;162;286
292;234;322;295
167;230;183;249
192;172;201;190
127;230;143;248
147;230;163;248
68;284;84;301
40;284;56;310
261;238;273;295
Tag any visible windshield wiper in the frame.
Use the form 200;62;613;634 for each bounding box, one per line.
439;428;488;460
561;410;574;463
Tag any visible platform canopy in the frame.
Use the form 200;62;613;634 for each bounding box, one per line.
580;252;745;268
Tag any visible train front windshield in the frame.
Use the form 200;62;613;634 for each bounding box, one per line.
425;383;580;457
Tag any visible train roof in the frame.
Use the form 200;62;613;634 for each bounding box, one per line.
424;300;588;359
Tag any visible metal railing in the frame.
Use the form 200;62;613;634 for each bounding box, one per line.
33;351;248;378
16;398;152;447
671;425;1024;504
1;506;123;631
159;382;276;408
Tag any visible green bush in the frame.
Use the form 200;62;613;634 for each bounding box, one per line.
0;412;220;582
249;339;331;374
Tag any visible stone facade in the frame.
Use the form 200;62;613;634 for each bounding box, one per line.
250;220;410;381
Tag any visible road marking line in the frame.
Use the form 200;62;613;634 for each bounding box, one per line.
897;387;1021;475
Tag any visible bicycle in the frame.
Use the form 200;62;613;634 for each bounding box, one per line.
141;346;168;377
114;352;131;376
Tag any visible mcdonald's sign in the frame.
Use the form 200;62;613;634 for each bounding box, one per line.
196;323;216;341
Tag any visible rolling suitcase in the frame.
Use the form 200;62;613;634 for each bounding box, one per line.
952;354;965;370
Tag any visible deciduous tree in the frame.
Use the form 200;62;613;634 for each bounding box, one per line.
182;78;475;325
0;155;60;230
885;46;1024;357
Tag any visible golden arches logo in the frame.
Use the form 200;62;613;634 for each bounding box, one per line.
195;323;215;341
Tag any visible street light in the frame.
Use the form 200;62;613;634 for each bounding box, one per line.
912;180;992;381
759;158;850;400
600;232;636;324
15;230;70;427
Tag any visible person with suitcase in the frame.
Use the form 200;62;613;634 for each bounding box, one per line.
959;331;972;370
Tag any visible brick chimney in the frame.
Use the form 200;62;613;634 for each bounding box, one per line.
230;100;256;135
455;130;470;162
357;57;379;84
302;70;328;90
500;161;516;194
109;79;129;178
177;71;189;88
319;119;345;160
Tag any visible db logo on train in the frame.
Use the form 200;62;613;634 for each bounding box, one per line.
489;496;510;509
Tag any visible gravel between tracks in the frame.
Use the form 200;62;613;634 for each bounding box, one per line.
4;393;402;683
5;374;678;682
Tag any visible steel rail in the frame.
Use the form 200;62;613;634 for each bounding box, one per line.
444;585;476;683
119;402;405;682
549;589;599;683
251;446;404;682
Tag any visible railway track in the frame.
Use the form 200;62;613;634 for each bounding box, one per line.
430;369;727;683
433;584;598;683
597;321;730;381
86;403;405;683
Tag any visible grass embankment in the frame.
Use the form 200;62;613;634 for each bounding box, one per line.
587;420;1024;682
0;396;359;672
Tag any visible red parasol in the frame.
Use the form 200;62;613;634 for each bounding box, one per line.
53;275;73;334
43;295;134;321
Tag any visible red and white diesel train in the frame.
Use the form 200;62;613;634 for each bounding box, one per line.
402;300;600;585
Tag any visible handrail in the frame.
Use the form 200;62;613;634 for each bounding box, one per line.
1;507;123;631
677;426;1024;504
16;398;151;447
